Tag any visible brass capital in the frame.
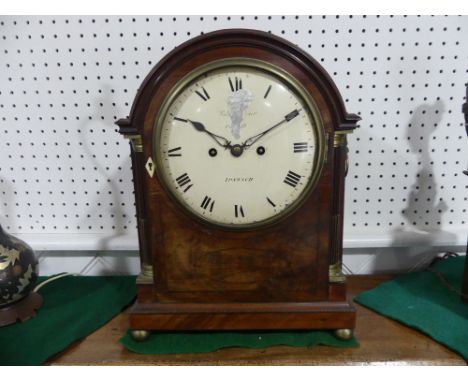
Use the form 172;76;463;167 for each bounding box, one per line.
333;130;353;148
136;263;154;284
329;262;346;283
125;134;143;153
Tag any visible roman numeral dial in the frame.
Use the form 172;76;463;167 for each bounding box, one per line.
229;76;242;92
195;87;210;101
284;171;302;188
168;147;182;157
158;64;319;228
294;142;309;153
175;173;193;193
234;205;245;218
201;195;215;212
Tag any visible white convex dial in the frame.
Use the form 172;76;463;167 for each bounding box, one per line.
155;61;324;229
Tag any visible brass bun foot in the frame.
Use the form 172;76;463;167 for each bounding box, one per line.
334;328;353;340
130;329;150;342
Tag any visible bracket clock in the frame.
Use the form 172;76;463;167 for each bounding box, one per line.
117;29;360;341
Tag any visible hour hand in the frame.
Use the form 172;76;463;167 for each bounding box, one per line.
188;120;208;132
187;120;231;149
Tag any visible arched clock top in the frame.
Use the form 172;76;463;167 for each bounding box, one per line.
116;29;360;137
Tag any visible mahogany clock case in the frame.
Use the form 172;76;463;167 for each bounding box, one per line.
117;29;360;333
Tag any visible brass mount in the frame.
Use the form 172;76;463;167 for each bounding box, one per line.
333;130;353;148
125;134;143;153
329;262;346;283
136;263;154;284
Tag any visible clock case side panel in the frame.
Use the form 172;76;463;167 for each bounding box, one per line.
117;29;359;331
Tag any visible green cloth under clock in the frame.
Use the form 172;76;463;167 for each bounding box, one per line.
119;329;358;355
0;276;136;366
354;255;468;360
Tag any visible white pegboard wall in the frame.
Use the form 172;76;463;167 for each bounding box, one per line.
0;15;467;254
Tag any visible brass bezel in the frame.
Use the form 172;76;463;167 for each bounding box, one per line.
152;58;326;231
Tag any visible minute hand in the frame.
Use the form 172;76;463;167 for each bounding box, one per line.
242;109;301;148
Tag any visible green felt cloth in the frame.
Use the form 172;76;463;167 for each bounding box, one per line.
354;256;468;360
0;276;135;366
120;329;358;354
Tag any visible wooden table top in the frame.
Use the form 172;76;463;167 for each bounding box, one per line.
46;275;467;365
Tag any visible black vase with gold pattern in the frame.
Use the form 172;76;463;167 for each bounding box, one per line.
0;224;43;327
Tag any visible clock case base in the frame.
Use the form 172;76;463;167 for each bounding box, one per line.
129;301;355;332
128;282;355;333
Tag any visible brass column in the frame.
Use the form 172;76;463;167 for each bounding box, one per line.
329;131;352;283
125;135;153;284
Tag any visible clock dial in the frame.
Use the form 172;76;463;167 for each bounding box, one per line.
155;61;324;228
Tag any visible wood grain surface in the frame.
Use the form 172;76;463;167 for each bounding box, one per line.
46;275;467;366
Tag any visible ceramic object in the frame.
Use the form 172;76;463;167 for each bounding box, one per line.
0;225;42;326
